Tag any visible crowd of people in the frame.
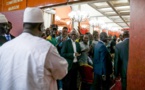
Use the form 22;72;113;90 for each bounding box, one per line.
0;7;129;90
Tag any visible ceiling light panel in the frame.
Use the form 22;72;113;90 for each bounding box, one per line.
105;12;116;15
98;17;113;22
81;4;103;16
113;19;124;22
109;16;120;19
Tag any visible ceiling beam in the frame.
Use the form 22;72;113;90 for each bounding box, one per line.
90;15;106;17
116;8;130;11
112;26;128;28
119;11;130;14
105;21;130;24
106;1;129;27
113;3;129;7
96;6;110;9
108;12;129;16
88;3;123;28
104;11;130;15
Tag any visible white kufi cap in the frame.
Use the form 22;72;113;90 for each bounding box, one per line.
23;7;44;23
0;13;8;23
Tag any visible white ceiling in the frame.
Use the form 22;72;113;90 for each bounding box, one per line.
79;0;130;29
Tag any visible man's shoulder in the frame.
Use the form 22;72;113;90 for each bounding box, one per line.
116;42;122;48
116;40;126;47
96;41;105;47
94;41;106;51
79;41;83;45
62;39;73;47
64;39;71;43
57;36;62;39
0;35;7;41
36;37;52;46
0;34;53;54
0;35;5;38
10;34;15;38
98;41;104;44
28;37;53;53
21;33;52;49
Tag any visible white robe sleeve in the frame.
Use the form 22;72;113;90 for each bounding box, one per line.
45;45;68;80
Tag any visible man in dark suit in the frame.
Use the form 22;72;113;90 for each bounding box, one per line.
92;32;112;90
56;27;69;90
0;26;7;46
114;31;129;90
57;27;69;53
61;30;81;90
0;22;15;46
0;14;8;46
110;35;117;54
4;21;15;41
0;34;7;46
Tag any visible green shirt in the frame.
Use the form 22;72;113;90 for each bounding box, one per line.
46;36;57;46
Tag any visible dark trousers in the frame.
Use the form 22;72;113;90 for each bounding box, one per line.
121;78;127;90
91;74;110;90
81;82;92;90
57;80;63;89
63;63;79;90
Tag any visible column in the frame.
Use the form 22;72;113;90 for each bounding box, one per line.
127;0;145;89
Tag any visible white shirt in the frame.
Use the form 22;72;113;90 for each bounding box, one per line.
79;41;89;52
0;33;68;90
71;39;77;63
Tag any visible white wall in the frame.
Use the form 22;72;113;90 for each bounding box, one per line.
43;12;52;29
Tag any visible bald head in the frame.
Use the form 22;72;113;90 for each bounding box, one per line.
62;27;68;37
83;34;89;44
123;31;129;38
83;34;89;39
70;30;78;41
93;31;99;41
70;30;77;34
100;32;108;43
